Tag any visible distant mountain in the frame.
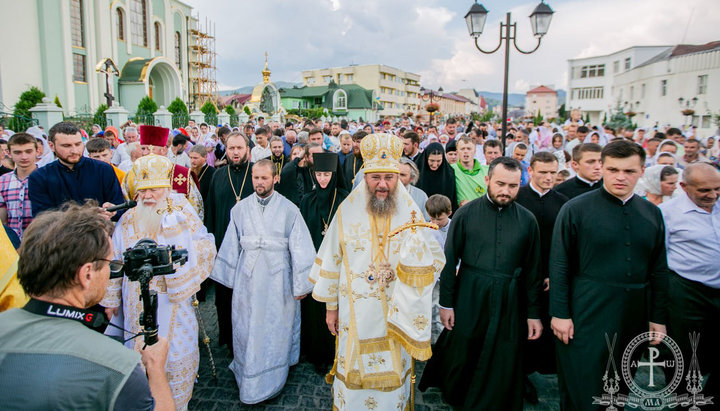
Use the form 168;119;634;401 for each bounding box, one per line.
219;81;302;96
479;89;566;108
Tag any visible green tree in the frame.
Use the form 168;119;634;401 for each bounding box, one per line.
167;97;188;116
54;95;63;109
93;104;108;127
605;102;633;130
201;100;218;124
14;86;45;120
584;112;591;125
243;105;252;116
200;100;218;116
533;110;544;126
224;105;236;115
136;96;158;116
557;103;567;123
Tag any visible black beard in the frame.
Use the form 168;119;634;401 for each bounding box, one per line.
487;187;516;207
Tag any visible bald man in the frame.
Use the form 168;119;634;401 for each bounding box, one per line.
659;163;720;401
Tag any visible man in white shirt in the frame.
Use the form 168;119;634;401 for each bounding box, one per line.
167;134;191;168
659;163;720;401
250;126;272;163
111;126;138;166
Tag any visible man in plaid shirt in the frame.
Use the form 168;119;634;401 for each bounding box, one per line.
0;133;38;239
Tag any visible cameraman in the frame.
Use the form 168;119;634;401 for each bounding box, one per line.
0;202;174;410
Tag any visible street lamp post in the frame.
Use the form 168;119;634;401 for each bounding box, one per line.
420;86;444;125
465;1;554;151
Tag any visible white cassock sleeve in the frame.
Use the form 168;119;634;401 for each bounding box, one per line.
289;212;315;297
209;212;241;289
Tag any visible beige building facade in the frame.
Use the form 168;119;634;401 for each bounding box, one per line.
301;64;421;117
525;85;558;119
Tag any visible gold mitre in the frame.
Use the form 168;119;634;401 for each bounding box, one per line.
360;133;403;174
131;154;173;191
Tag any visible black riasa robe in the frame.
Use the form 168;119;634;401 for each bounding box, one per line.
555;176;602;199
549;188;669;411
299;179;348;370
204;161;254;349
419;195;542;410
516;185;568;375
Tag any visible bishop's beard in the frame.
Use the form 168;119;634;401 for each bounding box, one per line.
366;183;398;218
134;197;166;235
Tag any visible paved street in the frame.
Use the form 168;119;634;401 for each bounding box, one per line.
189;287;560;410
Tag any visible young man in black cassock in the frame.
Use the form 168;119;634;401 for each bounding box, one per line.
554;143;603;199
515;151;568;403
343;131;366;188
550;140;669;410
204;132;254;352
419;157;543;410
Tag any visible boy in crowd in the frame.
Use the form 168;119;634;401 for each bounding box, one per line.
85;138;125;185
426;194;453;344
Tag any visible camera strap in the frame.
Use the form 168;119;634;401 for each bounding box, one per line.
23;298;107;330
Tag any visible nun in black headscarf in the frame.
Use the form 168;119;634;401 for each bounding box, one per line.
299;152;349;373
416;142;458;213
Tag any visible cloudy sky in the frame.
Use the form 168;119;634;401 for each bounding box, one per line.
184;0;720;93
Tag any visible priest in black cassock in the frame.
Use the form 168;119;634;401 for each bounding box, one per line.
268;136;287;189
550;140;669;410
204;132;254;352
419;157;543;410
342;131;366;188
555;143;603;199
298;152;349;373
515;151;568;402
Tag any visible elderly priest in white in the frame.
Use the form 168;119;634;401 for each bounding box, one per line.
102;154;216;410
210;159;316;404
310;133;445;410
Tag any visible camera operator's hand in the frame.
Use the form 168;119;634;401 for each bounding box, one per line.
104;307;118;320
141;336;169;371
100;202;117;220
141;337;174;411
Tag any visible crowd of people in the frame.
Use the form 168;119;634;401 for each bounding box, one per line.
0;110;718;410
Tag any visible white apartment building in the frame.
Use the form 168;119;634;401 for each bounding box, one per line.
613;42;720;135
301;64;421;117
566;46;671;125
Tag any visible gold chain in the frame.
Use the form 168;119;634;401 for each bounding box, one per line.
228;163;250;203
321;189;338;235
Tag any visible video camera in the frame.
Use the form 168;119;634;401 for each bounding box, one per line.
110;239;188;345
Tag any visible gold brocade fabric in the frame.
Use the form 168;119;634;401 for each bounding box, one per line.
101;194;216;408
309;181;445;410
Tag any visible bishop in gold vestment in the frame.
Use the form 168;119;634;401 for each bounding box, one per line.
310;134;445;410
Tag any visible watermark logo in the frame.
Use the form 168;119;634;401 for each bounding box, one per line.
593;332;713;410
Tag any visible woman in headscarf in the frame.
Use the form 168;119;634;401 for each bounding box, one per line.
445;139;458;164
649;139;679;166
634;164;679;205
25;125;54;167
416;142;458;213
583;130;609;146
299;152;349;373
103;126;122;148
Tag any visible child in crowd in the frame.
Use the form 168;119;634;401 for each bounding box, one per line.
425;194;452;344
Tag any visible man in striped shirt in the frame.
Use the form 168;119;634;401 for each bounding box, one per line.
0;133;38;239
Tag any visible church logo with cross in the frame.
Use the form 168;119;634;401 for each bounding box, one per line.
621;332;685;410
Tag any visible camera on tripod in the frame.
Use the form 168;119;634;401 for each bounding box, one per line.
110;239;188;345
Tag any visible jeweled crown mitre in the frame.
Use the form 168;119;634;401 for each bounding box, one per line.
360;133;403;174
131;154;173;191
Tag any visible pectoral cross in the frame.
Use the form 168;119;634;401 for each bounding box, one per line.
157;197;183;215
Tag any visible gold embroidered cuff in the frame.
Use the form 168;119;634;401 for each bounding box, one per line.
319;269;340;280
387;323;432;361
315;257;323;266
396;263;434;288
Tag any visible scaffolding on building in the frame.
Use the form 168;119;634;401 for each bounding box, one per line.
187;14;218;110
